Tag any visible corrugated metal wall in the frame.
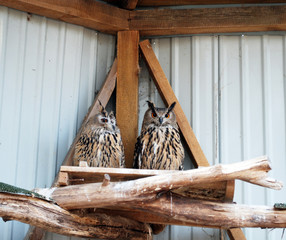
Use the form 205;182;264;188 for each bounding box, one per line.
139;35;286;240
1;5;286;240
0;6;115;240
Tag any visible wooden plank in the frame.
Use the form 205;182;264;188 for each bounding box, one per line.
103;0;286;6
0;0;129;35
59;166;228;201
121;0;139;9
130;5;286;36
139;41;242;240
25;60;117;240
227;228;247;240
136;0;286;6
60;59;117;168
116;31;140;168
139;39;209;167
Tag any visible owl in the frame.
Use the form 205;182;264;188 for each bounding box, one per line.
73;104;125;168
133;101;184;170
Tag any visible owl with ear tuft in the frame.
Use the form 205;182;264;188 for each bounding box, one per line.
73;103;125;168
133;101;184;170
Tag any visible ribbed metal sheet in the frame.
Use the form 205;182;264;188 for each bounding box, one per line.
1;5;286;240
139;35;286;240
0;6;115;240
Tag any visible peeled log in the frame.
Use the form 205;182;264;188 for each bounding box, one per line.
0;193;152;239
123;194;286;229
49;156;283;210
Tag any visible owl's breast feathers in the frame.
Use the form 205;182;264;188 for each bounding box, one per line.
134;126;184;170
74;127;125;168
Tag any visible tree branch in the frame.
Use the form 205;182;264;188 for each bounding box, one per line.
0;193;152;239
48;156;282;210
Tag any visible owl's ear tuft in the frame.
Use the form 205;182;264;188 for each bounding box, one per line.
98;100;104;112
146;101;156;112
168;101;176;112
109;111;115;119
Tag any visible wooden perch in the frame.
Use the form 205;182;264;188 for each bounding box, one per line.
48;156;282;210
1;156;285;236
0;193;152;239
118;194;286;229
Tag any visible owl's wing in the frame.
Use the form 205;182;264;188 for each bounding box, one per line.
118;135;126;168
133;136;142;169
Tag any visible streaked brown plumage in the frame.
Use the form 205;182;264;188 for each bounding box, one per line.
134;101;184;170
73;106;125;168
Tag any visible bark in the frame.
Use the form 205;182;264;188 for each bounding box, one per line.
48;156;282;210
0;193;152;239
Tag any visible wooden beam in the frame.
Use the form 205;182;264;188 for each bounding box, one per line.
48;156;282;210
139;39;209;167
0;193;152;239
136;0;286;6
2;2;286;36
131;5;286;36
25;60;117;240
103;0;286;6
121;0;139;10
60;59;117;168
0;0;129;35
116;31;140;168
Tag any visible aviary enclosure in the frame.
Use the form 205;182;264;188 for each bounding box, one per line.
0;1;286;240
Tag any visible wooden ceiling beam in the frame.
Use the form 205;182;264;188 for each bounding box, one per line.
136;0;286;7
1;1;286;36
121;0;139;10
130;5;286;36
0;0;129;35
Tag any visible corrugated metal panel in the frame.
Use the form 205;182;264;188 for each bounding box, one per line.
0;6;115;240
139;35;286;240
1;6;286;240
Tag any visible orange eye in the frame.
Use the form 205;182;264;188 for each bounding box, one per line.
151;112;157;118
101;118;108;123
165;113;170;118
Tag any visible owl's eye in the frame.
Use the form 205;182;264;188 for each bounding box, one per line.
165;113;170;118
101;118;108;123
151;112;157;118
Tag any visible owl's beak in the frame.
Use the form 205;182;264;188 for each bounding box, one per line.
159;117;163;124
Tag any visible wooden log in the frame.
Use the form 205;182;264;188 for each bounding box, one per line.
48;156;282;210
0;193;152;239
116;31;140;167
121;194;286;229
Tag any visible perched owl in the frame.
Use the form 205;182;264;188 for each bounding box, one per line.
73;104;125;168
134;101;184;170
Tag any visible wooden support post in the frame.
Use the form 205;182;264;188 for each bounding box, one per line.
25;60;117;240
116;31;140;168
139;39;209;167
139;39;246;240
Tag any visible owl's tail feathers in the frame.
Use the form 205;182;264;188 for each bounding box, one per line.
150;224;166;235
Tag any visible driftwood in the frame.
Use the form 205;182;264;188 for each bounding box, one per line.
0;193;152;239
47;156;282;210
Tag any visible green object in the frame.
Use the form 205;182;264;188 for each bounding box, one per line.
0;182;52;202
274;203;286;210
